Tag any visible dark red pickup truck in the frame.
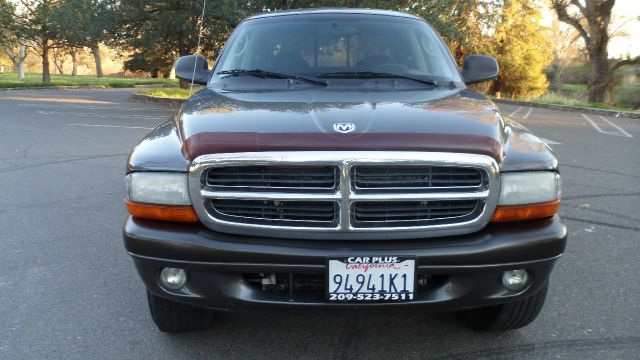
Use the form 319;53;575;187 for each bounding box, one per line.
123;9;566;333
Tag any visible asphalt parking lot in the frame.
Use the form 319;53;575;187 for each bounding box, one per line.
1;88;639;360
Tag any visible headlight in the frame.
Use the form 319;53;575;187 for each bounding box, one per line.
498;172;560;205
125;172;197;223
126;172;191;205
492;171;561;222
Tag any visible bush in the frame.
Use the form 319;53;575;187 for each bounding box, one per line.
613;84;640;109
562;64;589;84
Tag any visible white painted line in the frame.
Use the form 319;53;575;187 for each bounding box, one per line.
598;115;633;138
38;110;165;120
582;114;632;137
21;104;170;112
539;137;562;145
66;124;153;130
581;114;604;132
508;107;522;117
522;107;533;119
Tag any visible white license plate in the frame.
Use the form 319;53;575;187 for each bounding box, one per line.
327;256;415;302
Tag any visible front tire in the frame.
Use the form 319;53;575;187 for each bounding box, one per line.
458;282;549;331
147;291;214;333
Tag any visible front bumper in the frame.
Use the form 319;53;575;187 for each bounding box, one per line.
123;215;567;312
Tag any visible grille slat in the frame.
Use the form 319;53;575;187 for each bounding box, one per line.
208;166;337;189
212;199;338;224
353;166;483;190
352;200;479;224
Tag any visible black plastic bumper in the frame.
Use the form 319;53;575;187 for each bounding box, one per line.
123;215;567;312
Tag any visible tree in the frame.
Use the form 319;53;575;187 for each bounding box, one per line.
488;0;551;99
547;18;584;92
53;0;116;77
114;0;245;83
15;0;64;84
0;0;29;80
551;0;640;103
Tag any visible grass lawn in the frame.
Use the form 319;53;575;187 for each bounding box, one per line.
559;83;587;97
138;88;193;99
0;72;177;88
530;91;637;112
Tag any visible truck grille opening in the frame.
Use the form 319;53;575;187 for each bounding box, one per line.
210;199;338;226
351;200;480;227
352;165;483;190
191;152;498;239
207;166;338;190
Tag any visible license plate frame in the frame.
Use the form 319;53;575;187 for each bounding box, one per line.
326;256;416;303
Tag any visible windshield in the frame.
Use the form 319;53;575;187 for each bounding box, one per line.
214;13;462;84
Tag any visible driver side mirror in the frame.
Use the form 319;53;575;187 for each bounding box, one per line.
461;55;499;85
175;55;211;85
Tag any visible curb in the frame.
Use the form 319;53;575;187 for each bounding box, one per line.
493;99;640;119
130;93;185;107
0;85;108;90
133;84;180;89
1;84;179;91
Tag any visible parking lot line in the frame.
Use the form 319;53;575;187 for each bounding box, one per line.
66;123;153;129
598;115;633;138
508;106;522;117
522;107;533;119
581;114;632;138
18;103;172;112
38;110;166;120
539;137;562;145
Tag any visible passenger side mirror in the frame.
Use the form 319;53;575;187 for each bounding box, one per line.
461;55;499;85
175;55;210;85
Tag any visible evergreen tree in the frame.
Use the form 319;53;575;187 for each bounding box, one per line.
489;0;551;99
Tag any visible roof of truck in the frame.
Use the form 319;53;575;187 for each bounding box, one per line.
246;8;423;21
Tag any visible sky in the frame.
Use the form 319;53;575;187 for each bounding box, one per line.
608;0;640;58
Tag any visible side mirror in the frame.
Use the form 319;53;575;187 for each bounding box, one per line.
175;55;210;85
461;55;499;85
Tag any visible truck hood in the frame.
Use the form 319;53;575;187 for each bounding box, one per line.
179;88;505;162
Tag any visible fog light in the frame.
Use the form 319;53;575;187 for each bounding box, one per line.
502;269;529;291
159;267;187;290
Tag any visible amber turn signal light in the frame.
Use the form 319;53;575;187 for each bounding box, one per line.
491;200;560;223
125;199;199;223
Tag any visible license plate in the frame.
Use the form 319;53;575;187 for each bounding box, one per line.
327;256;415;302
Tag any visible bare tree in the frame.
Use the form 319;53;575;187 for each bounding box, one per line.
0;0;28;80
548;18;584;92
17;0;63;84
2;43;28;80
52;47;66;74
70;46;77;76
551;0;640;103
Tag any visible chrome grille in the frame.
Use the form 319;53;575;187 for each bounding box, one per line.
208;166;337;190
352;166;483;190
210;199;338;226
352;200;480;227
190;152;500;240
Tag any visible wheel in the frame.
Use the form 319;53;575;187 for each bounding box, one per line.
458;282;549;331
147;291;214;333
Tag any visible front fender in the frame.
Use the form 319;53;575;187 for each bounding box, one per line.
127;118;190;174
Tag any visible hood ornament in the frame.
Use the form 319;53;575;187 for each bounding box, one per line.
333;122;356;134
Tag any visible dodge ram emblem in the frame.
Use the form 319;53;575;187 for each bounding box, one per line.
333;122;356;134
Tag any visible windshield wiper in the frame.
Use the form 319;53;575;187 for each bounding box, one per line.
218;69;327;86
318;71;438;87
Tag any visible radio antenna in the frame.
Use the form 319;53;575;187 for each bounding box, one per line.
189;0;207;97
